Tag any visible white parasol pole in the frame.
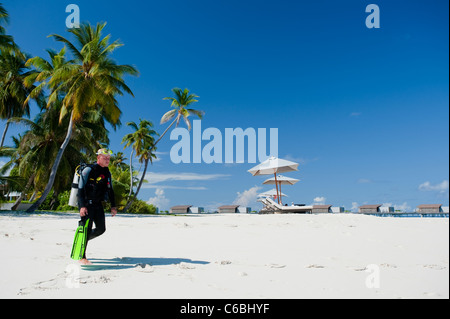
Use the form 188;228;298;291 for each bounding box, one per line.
274;173;280;204
279;181;283;205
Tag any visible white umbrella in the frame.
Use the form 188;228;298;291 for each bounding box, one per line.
263;174;299;205
263;174;299;185
248;156;299;176
258;188;288;198
248;156;299;204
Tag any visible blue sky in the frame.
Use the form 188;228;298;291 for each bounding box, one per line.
2;0;449;211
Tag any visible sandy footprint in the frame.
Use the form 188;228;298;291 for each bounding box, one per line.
266;263;286;268
18;269;114;296
422;264;446;270
18;272;67;296
306;264;325;269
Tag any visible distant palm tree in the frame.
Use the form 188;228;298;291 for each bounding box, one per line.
0;143;25;201
0;48;44;147
121;119;157;212
0;3;14;50
120;88;204;211
121;88;205;212
129;139;157;209
110;152;128;171
26;22;138;212
159;88;204;144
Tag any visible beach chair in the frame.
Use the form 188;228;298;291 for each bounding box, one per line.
261;197;278;211
265;198;313;213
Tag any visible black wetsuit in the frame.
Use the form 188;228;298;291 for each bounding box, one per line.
78;163;116;258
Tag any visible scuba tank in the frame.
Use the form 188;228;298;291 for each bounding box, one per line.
68;163;91;207
68;168;79;207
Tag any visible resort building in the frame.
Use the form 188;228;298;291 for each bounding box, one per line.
417;204;443;213
218;205;240;213
330;206;345;213
359;204;382;213
379;206;395;213
312;205;332;214
190;207;204;213
170;205;204;214
170;205;191;214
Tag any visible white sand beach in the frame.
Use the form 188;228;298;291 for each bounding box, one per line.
0;212;448;299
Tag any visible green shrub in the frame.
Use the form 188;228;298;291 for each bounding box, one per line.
128;199;157;214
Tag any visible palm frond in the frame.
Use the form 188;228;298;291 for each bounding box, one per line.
160;109;176;124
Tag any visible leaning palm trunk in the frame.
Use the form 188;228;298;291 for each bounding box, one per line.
122;157;149;213
26;112;74;213
0;121;10;147
11;171;35;210
153;117;177;147
128;149;134;198
122;118;177;213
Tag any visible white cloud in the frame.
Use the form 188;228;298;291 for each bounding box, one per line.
313;196;326;205
382;202;411;212
396;202;411;212
283;155;308;165
233;186;262;207
143;172;230;185
147;188;170;210
144;185;207;190
418;180;449;194
351;202;359;212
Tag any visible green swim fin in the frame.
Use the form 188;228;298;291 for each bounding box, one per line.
70;219;90;260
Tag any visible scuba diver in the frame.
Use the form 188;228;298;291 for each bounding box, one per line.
77;148;117;265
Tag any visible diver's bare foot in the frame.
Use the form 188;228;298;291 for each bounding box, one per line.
79;258;92;265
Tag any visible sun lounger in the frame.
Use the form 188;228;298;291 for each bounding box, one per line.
263;197;313;213
260;198;277;211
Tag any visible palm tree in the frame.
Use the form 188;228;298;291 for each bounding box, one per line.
0;48;43;147
128;139;157;210
0;134;33;209
26;22;138;212
0;3;14;50
7;100;108;209
121;119;157;212
23;47;72;106
0;143;24;202
110;152;128;171
158;88;204;145
120;88;204;212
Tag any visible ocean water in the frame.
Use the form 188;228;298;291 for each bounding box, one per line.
362;213;449;218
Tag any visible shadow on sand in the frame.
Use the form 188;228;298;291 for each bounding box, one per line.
81;257;209;271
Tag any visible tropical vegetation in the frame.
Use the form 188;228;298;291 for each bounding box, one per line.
0;3;204;213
